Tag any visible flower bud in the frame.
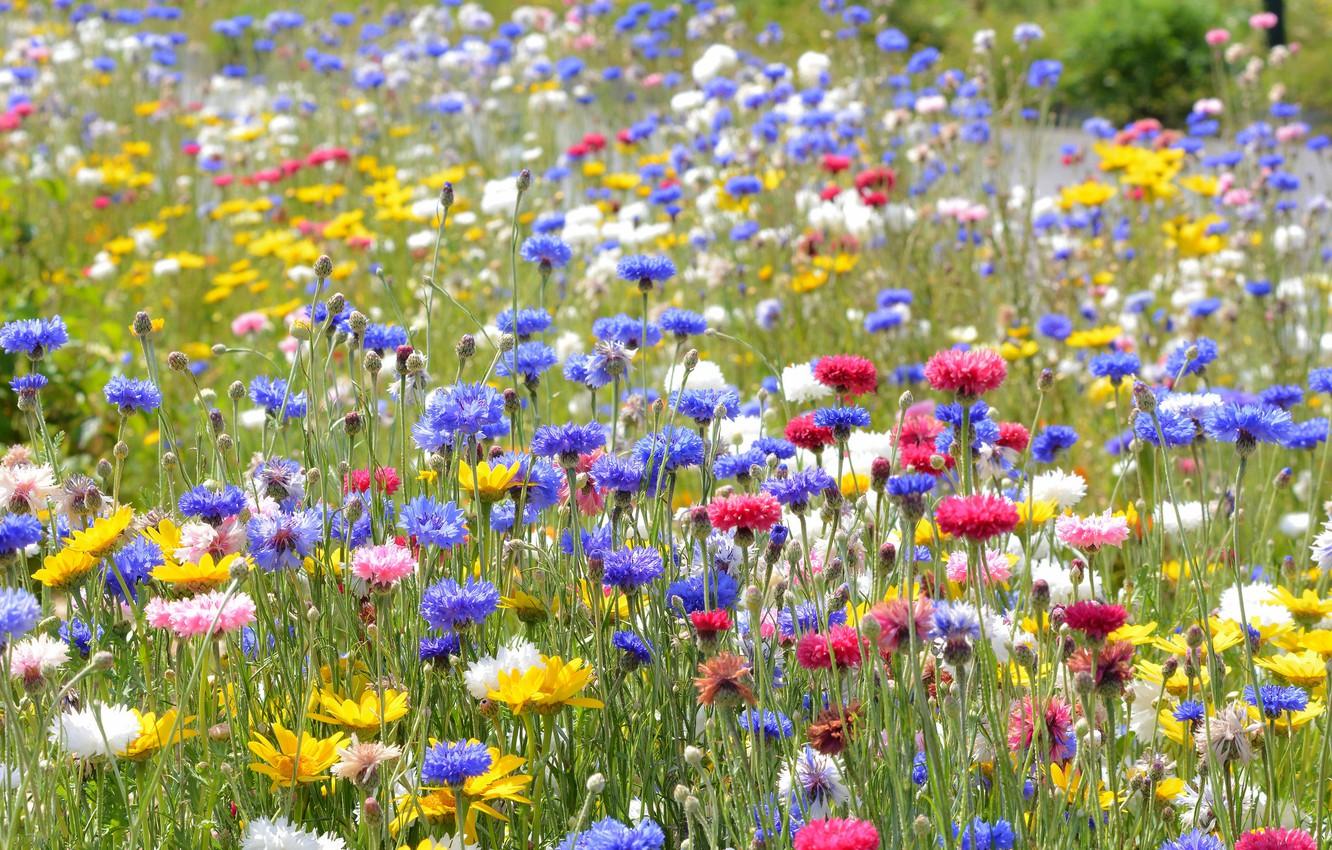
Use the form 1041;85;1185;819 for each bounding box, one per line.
132;311;154;337
228;380;246;401
314;255;334;278
440;182;455;208
167;351;189;372
456;334;476;360
516;168;532;193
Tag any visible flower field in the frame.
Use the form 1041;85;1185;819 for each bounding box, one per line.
2;2;1332;849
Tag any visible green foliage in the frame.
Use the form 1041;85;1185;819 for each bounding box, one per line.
1059;0;1219;124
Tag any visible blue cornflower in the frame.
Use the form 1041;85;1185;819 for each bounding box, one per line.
634;426;706;494
724;175;763;196
497;341;558;382
737;708;794;741
363;323;408;352
1172;700;1205;724
752;437;796;460
0;316;68;358
246;509;322;571
1031;425;1078;463
1035;314;1073;340
593;314;662;349
419;632;462;662
104;376;162;413
1283;418;1329;450
589;455;644;493
496;308;552;338
561;524;613;560
532;422;606;462
60;617;101;656
1133;409;1196;448
520;233;573;268
413;382;509;451
666;571;739;614
1245;684;1308;717
105;535;161;601
496;452;562;511
178;484;246;523
762;467;834;509
958;818;1016;850
420;577;499;631
1164;338;1218;378
611;629;654;668
579;342;634;389
9;373;48;401
930;601;981;641
615;254;676;288
671;387;740;425
911;751;928;785
0;514;42;556
603;547;664;592
1088;352;1140;384
886;473;935;497
248;376;305;419
421;740;492;786
778;602;845;638
400;496;468;549
813;405;871;438
0;587;41;641
1309;367;1332;395
864;308;903;333
558;817;665;850
658;308;707;338
1026;59;1062;89
1259;384;1303;410
714;448;769;481
1203;403;1292;449
1159;831;1223;850
253;457;306;503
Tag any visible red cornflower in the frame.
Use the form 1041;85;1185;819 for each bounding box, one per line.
814;355;879;396
374;467;401;495
1007;696;1076;763
690;609;732;639
707;493;782;536
1235;828;1317;850
343;468;372;493
821;154;853;173
923;347;1008;398
933;494;1018;542
786;414;835;452
898;443;952;476
694;652;756;707
865;597;933;656
854;166;896;194
1067;640;1136;695
343;467;401;495
794;817;880;850
1062;600;1128;642
895;414;942;448
795;626;863;670
996;421;1030;453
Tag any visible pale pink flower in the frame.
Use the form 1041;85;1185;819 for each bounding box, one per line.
174;521;220;563
1205;28;1231;46
946;550;1013;585
350;542;416;587
1055;512;1130;551
230;310;270;337
0;463;59;513
1222;188;1253;207
1;445;33;468
145;591;256;638
8;634;69;687
331;736;402;785
1275;124;1307;144
1249;12;1278;30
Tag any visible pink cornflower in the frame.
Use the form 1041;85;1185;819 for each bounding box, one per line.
1007;696;1076;763
145;591;256;638
706;493;782;540
945;550;1013;585
1205;28;1231;46
794;817;880;850
1055;512;1130;551
813;355;879;396
1249;12;1278;30
923;348;1007;398
795;626;864;670
1062;600;1128;642
864;597;933;656
8;634;69;687
351;542;416;588
1235;828;1316;850
230;311;270;337
0;463;59;513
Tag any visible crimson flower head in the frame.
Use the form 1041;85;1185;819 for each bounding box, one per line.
821;153;853;174
865;597;933;656
814;355;879;396
794;817;880;850
934;494;1018;542
707;493;782;542
924;347;1008;398
690;609;732;640
1062;600;1128;642
996;421;1031;453
786;413;835;452
1235;828;1317;850
795;626;864;670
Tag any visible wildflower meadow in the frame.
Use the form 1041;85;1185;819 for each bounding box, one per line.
2;2;1332;849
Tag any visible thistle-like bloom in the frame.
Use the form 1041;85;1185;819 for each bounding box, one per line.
350;542;416;587
0;587;41;642
615;253;676;289
413;382;509;451
519;234;573;268
531;422;606;465
1007;696;1076;763
144;591;256;638
246;509;322;571
923;347;1007;398
331;737;402;786
1194;704;1260;765
602;547;664;592
694;652;756;707
1203;403;1292;452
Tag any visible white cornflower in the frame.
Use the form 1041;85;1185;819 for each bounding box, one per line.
49;703;140;759
463;637;541;699
8;633;69;685
1029;469;1087;510
781;362;832;404
241;816;325;850
777;746;849;819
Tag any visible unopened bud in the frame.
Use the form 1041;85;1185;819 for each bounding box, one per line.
167;351;189;372
314;255;334;278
